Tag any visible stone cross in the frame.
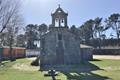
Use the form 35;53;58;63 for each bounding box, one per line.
48;69;56;80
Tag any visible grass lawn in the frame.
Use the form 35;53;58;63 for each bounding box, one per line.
0;58;120;80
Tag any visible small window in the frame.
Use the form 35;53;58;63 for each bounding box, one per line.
58;34;62;40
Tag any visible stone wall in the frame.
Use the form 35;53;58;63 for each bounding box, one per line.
93;49;120;55
40;28;81;65
81;48;93;60
26;49;40;57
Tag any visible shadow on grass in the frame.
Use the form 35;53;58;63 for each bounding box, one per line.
91;59;102;61
40;61;111;80
0;61;9;66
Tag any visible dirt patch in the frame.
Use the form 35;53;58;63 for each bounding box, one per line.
12;62;39;71
27;57;36;60
94;55;120;60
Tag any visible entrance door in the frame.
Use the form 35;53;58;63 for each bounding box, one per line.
56;41;64;64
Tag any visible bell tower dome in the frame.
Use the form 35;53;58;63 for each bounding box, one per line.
51;5;68;27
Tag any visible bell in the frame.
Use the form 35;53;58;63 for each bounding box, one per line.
62;19;64;23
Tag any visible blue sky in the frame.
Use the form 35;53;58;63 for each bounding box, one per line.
22;0;120;37
23;0;120;26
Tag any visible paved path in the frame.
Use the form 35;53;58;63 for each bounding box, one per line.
93;55;120;60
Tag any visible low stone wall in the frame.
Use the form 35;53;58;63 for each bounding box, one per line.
93;49;120;55
26;49;40;57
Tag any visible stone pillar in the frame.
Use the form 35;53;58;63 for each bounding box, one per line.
65;17;67;27
58;18;61;27
52;17;55;26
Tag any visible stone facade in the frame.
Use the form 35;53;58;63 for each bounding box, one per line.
40;27;81;65
40;6;92;66
80;44;93;60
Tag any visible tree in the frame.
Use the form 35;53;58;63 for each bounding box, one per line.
38;23;48;53
93;17;103;38
0;32;6;47
25;23;48;49
0;0;24;62
25;24;38;49
31;23;48;67
106;13;120;39
93;17;105;48
70;25;80;37
0;0;23;33
16;34;26;47
70;25;77;33
79;19;94;44
38;23;48;35
38;23;48;46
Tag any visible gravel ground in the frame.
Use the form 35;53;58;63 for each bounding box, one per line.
93;55;120;60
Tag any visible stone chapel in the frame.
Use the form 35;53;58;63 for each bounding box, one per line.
40;5;84;66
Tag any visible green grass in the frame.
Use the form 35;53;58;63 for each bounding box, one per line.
0;58;120;80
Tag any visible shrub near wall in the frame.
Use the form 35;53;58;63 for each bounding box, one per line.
93;49;120;55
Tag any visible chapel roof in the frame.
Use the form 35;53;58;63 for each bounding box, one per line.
51;4;68;16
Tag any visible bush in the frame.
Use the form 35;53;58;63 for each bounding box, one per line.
31;58;39;66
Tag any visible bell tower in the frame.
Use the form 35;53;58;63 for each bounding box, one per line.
51;5;68;27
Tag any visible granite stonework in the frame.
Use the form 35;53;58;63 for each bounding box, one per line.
40;6;93;67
